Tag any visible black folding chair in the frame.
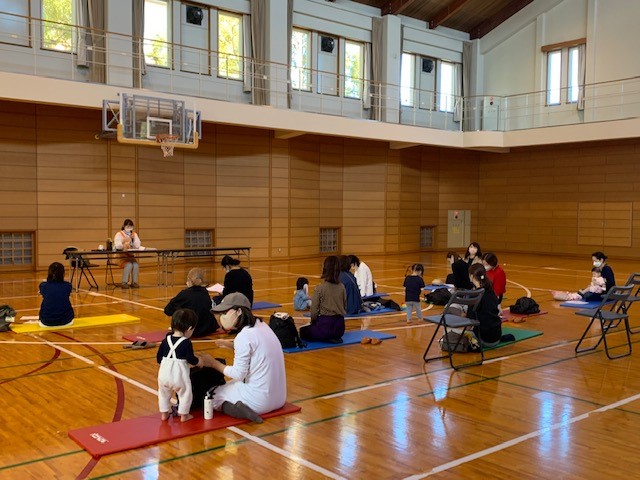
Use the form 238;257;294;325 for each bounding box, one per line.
617;273;640;334
423;288;485;370
574;284;633;359
63;247;99;290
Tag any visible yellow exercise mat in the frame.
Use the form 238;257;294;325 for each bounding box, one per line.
10;314;140;334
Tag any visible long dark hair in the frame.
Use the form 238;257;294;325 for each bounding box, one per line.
321;255;341;284
47;262;65;282
121;218;134;230
465;242;482;260
469;263;493;290
234;306;260;331
221;255;241;268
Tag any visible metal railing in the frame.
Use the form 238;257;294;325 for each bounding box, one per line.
1;11;639;133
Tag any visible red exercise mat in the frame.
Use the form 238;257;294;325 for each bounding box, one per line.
122;330;223;343
68;402;301;457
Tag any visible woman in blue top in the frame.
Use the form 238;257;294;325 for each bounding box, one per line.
339;255;362;315
39;262;74;327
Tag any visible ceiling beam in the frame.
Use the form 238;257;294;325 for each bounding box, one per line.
469;0;534;39
429;0;471;30
381;0;419;16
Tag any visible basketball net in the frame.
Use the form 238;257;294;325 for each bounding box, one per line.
156;134;179;157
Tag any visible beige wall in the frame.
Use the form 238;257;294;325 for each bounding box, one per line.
2;100;640;270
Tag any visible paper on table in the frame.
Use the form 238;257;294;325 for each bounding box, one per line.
207;283;224;293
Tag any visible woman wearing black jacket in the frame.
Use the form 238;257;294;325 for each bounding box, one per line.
467;263;502;347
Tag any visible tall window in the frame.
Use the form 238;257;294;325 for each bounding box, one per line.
344;40;363;99
291;28;311;91
545;43;582;105
567;46;580;103
42;0;73;52
400;53;415;106
144;0;170;67
438;61;455;112
218;11;242;80
546;50;562;105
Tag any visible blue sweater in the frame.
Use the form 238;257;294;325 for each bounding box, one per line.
39;281;74;326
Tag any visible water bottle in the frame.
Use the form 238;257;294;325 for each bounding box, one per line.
204;392;214;420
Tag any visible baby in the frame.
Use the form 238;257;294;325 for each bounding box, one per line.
157;309;202;422
552;267;606;301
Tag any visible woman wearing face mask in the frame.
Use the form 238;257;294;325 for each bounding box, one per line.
205;292;286;422
464;242;483;266
482;252;507;306
213;255;254;307
585;251;616;300
164;268;219;337
113;219;141;289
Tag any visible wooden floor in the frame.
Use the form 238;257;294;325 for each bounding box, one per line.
2;252;640;479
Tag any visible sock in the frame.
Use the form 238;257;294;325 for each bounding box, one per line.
221;401;263;423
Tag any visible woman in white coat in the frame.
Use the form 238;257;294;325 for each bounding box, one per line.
349;255;374;297
206;293;287;422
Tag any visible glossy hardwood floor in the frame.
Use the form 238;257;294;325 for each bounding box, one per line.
2;252;640;479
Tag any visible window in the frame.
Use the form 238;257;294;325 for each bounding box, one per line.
344;40;363;99
319;228;339;253
420;226;435;249
567;46;580;103
42;0;73;52
546;50;561;105
185;230;214;257
218;11;242;80
144;0;170;67
544;41;583;105
400;53;415;106
438;61;455;112
291;28;311;91
0;232;33;266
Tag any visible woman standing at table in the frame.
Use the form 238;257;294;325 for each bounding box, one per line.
114;219;141;289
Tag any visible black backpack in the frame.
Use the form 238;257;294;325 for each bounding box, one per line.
269;313;306;349
509;297;540;314
425;288;452;306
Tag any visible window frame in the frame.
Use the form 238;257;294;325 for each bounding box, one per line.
217;10;243;81
41;0;74;53
143;0;171;68
343;39;363;100
291;27;312;91
542;38;585;107
400;52;415;107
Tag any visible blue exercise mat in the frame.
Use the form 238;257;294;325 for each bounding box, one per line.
252;301;282;310
423;284;453;291
560;300;612;309
283;329;396;353
363;292;388;300
303;307;398;319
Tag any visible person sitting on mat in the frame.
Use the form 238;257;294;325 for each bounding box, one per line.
552;267;607;301
164;268;219;337
464;242;483;267
467;264;503;348
157;308;204;423
300;256;346;343
113;218;141;289
293;277;312;311
404;263;425;323
339;255;363;315
204;293;286;423
482;252;507;309
446;251;473;290
213;255;254;307
39;262;74;327
349;255;375;297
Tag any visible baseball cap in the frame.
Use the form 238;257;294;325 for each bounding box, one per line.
212;292;251;311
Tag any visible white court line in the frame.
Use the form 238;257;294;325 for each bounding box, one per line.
403;389;640;479
227;426;347;480
322;377;419;400
506;279;531;297
84;289;165;311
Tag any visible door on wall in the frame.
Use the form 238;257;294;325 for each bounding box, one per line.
447;210;470;248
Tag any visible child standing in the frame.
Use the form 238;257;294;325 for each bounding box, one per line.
39;262;74;327
404;264;425;322
293;277;312;311
157;308;202;422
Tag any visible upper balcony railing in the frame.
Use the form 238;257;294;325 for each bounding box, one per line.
1;11;639;133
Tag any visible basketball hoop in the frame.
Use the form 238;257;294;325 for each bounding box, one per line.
156;133;179;157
